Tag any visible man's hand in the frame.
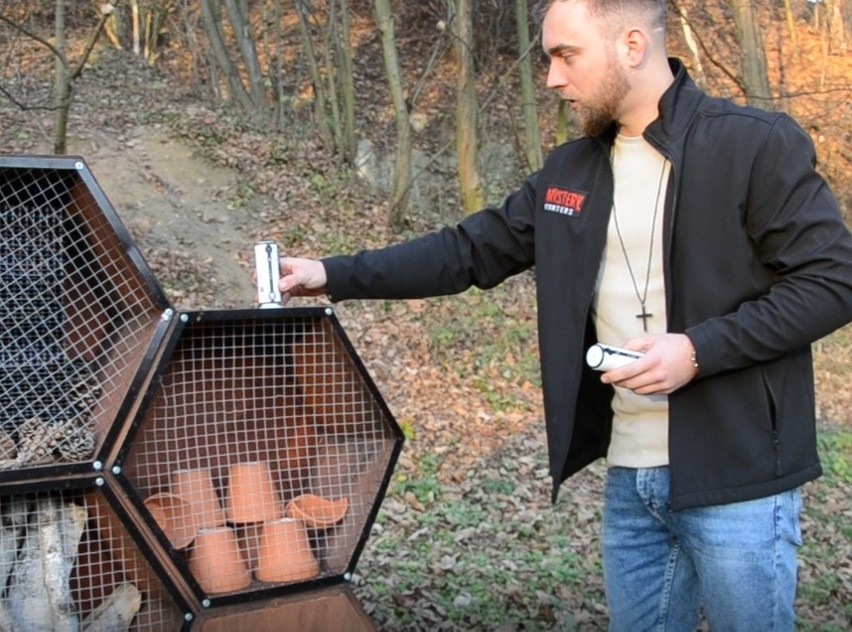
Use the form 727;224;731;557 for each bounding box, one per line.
600;333;698;395
277;257;328;303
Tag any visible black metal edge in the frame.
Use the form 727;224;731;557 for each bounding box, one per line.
0;154;84;171
71;157;173;311
200;573;345;609
345;434;405;579
320;309;406;577
109;466;210;604
0;461;91;487
0;471;93;495
323;309;405;444
99;478;197;624
98;308;179;463
178;305;331;324
113;313;189;466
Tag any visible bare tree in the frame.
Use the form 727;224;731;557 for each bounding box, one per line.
452;0;484;215
336;0;357;164
223;0;267;111
0;1;115;154
674;1;707;89
782;0;800;61
516;0;542;172
200;0;261;117
727;0;772;107
373;0;413;230
294;0;333;147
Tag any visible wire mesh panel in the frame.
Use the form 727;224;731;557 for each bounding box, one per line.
0;156;172;478
0;483;190;630
116;309;402;605
196;584;376;631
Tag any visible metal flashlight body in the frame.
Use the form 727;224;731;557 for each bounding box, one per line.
254;241;282;308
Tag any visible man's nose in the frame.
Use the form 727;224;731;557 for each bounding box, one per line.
545;63;566;91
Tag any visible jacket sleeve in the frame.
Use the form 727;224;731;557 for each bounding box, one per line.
686;114;852;375
322;177;538;302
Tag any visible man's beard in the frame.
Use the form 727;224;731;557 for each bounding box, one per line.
576;56;630;137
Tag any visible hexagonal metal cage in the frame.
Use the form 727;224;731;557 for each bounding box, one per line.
0;155;172;480
1;154;402;627
114;308;403;606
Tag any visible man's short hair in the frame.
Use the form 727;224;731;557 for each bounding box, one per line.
532;0;666;36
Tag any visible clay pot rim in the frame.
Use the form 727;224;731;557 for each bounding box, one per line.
143;491;200;549
286;493;349;528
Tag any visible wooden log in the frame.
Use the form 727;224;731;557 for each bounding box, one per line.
0;497;30;585
0;496;30;631
7;497;87;632
82;583;142;632
0;497;32;632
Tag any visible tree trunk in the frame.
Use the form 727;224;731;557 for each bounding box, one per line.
453;0;484;215
180;0;205;93
515;0;542;172
674;2;706;89
272;0;287;128
295;0;334;148
131;0;141;55
200;0;257;114
338;0;357;164
323;0;345;156
224;0;268;113
828;0;847;52
373;0;412;230
53;0;71;155
782;0;799;60
728;0;772;107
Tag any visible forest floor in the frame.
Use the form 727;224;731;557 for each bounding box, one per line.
1;45;851;630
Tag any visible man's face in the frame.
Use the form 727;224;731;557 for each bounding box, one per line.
541;0;629;136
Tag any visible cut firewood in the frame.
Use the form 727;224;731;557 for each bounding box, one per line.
6;497;87;632
82;583;142;632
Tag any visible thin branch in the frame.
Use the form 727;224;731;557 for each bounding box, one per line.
72;3;121;80
667;0;745;93
0;83;57;111
0;12;68;71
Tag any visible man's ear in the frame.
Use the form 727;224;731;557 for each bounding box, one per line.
623;27;650;68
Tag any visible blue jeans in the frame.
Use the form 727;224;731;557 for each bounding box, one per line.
602;467;802;632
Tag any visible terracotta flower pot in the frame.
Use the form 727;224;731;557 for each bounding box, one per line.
225;461;283;524
286;494;349;529
143;492;200;550
189;527;251;594
171;467;227;529
255;518;319;583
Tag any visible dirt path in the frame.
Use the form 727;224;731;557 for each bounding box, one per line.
67;124;274;310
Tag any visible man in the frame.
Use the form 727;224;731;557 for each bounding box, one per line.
272;0;852;629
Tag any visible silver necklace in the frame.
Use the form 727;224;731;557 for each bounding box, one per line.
610;152;667;332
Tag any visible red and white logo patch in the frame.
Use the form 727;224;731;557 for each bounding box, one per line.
543;186;587;217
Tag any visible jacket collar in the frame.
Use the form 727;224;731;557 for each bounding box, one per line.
644;58;704;150
595;58;703;153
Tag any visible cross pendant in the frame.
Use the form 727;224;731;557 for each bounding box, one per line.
636;305;653;332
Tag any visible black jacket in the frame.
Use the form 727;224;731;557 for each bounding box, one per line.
323;60;852;509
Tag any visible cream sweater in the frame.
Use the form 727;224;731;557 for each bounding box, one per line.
592;134;670;468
